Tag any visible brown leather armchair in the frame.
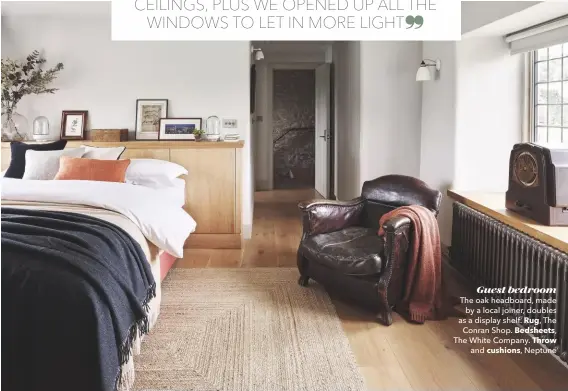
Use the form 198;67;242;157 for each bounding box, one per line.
297;175;442;325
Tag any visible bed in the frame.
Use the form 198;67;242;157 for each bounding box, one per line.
1;177;196;391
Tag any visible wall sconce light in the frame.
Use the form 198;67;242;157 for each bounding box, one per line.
251;46;264;61
416;59;441;81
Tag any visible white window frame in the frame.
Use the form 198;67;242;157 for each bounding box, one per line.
528;43;568;145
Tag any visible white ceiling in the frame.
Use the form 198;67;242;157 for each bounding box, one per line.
464;1;568;37
461;1;540;35
252;41;331;55
249;41;331;63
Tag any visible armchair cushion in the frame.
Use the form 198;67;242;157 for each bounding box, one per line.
299;198;365;237
301;227;384;276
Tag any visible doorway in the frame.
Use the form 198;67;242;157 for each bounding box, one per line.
272;69;316;189
252;42;334;199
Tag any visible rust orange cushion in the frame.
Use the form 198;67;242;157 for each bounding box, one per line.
54;156;130;182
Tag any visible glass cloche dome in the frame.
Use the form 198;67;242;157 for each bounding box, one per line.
32;116;51;141
205;115;221;142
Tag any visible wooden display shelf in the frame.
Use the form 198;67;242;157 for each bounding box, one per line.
447;190;568;253
1;140;244;149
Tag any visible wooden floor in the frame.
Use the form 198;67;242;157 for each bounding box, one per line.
178;189;568;391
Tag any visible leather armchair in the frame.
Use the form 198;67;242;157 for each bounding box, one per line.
297;175;442;325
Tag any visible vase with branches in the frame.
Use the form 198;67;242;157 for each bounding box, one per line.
1;50;64;141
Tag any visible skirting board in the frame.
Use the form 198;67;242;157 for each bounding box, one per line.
185;233;242;249
242;223;253;240
255;180;272;191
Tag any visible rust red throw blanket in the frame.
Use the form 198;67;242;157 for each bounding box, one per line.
378;205;445;323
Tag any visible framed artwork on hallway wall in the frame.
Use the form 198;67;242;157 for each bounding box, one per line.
135;99;168;140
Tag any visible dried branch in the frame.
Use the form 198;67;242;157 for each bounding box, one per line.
1;50;64;113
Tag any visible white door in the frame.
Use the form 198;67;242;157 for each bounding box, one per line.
315;63;331;198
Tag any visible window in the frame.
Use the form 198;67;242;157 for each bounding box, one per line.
531;42;568;145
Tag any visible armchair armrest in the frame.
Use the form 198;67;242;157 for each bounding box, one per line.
379;215;412;305
382;215;412;234
381;215;412;261
298;197;365;237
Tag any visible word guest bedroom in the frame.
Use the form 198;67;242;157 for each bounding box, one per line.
1;1;568;391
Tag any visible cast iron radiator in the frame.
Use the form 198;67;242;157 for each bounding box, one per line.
450;202;568;363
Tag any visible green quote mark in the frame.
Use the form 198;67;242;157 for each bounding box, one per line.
405;15;424;29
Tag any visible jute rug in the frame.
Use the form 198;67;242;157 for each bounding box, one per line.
133;268;365;391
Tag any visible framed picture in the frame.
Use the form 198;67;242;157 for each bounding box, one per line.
61;111;88;140
135;99;168;140
158;118;202;140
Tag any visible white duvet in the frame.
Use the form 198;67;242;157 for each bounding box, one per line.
1;178;196;258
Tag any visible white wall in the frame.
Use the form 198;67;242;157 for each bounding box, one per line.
334;36;521;247
454;36;524;192
420;37;524;245
333;41;423;200
334;35;523;246
358;42;423;187
420;41;457;245
333;41;362;200
1;12;254;236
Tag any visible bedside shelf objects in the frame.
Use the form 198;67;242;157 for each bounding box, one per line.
224;133;240;142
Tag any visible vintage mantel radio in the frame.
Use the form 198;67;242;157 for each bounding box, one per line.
506;143;568;226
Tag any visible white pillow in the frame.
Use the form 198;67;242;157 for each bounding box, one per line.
126;176;180;189
125;159;188;188
23;148;86;180
81;145;125;160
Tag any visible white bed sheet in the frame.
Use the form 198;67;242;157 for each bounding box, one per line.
1;178;196;257
159;177;186;207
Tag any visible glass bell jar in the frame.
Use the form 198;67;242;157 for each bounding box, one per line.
1;111;29;141
32;116;51;141
205;115;221;142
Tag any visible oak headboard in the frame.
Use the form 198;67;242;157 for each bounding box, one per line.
1;140;244;249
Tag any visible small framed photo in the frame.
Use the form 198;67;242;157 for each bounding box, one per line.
135;99;168;140
61;111;88;140
159;118;202;141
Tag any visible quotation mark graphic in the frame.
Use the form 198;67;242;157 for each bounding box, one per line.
406;15;424;29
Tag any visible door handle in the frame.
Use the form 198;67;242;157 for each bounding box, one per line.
319;129;328;140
